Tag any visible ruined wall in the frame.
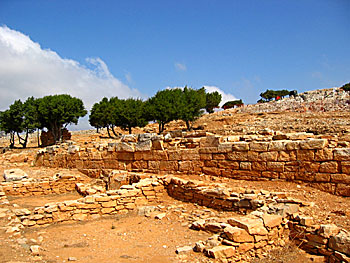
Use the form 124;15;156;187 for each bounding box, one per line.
34;138;350;196
0;174;88;196
13;177;165;227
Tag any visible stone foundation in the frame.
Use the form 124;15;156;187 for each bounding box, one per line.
35;135;350;196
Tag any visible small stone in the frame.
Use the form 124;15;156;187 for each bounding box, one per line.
175;246;193;254
30;245;41;255
155;213;166;220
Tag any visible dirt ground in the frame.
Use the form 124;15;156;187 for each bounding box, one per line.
1;110;350;262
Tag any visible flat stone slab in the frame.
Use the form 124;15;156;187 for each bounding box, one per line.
3;168;28;182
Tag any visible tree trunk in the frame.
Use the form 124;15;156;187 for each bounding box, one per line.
106;126;112;138
9;132;15;148
37;129;41;147
158;122;162;134
111;125;121;137
185;120;191;131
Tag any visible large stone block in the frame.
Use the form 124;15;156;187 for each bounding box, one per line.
315;149;333;161
335;183;350;196
250;142;269;152
277;151;297;162
297;150;315;161
252;162;267;171
232;142;249;151
135;141;152;151
202;167;222;176
180;149;200;160
217;160;239;169
331;174;350;184
206;245;235;259
116;142;135;152
262;214;282;229
341;162;350;174
266;162;284;172
319;161;338;173
228;216;268;235
268;141;287;151
299;139;327;150
329;230;350;256
224;225;254;243
334;148;350;161
227;151;248;161
285;141;300;151
3;169;28;182
258;151;278;161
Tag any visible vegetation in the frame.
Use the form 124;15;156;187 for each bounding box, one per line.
205;91;222;113
259;89;290;102
222;99;244;109
0;95;86;147
1;86;224;145
341;82;350;92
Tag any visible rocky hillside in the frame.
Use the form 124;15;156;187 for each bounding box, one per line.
237;87;350;113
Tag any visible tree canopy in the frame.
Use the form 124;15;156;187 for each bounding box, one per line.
222;99;244;109
341;82;350;92
205;91;222;113
259;89;290;102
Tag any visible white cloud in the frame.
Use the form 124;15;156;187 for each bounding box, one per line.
0;25;142;112
174;62;187;71
203;86;237;107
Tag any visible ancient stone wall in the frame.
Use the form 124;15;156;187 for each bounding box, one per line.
13;176;165;227
0;174;89;196
34;137;350;197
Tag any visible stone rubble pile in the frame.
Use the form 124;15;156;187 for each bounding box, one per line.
237;88;350;114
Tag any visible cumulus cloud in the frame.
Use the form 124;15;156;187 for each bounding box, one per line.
174;62;187;71
0;25;141;112
203;86;237;107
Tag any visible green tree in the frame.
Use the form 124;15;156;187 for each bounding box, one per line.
0;97;40;148
222;99;244;109
260;89;290;102
205;90;222;113
117;98;149;134
341;82;350;92
147;88;183;133
180;87;206;130
37;94;87;144
89;97;116;137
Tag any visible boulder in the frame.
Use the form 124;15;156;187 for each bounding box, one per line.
3;168;28;182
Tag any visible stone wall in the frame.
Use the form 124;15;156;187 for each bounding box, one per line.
13;176;165;227
0;174;89;197
34;137;350;197
8;174;350;262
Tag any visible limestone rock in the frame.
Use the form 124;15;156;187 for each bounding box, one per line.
3;168;28;182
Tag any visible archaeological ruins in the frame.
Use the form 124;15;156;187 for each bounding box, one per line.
0;88;350;263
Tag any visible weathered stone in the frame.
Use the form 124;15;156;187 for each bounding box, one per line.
250;142;269;152
262;214;282;229
329;230;350;256
116;142;134;152
232;142;249;151
334;148;350;161
206;245;235;259
300;139;327;150
135;141;152;151
228;216;268;235
3;168;28;182
175;246;193;254
319;162;338;173
223;226;254;243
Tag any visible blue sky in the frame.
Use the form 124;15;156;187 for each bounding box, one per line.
0;0;349;114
